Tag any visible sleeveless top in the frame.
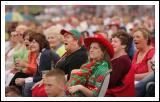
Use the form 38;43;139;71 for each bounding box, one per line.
131;48;155;74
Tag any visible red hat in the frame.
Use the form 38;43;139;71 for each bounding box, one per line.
84;34;114;58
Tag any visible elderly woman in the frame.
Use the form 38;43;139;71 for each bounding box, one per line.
5;24;28;71
44;26;66;57
5;31;22;70
5;30;29;86
5;24;28;67
67;34;114;97
15;24;28;43
131;28;155;96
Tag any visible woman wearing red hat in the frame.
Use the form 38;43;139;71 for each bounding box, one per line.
67;34;114;97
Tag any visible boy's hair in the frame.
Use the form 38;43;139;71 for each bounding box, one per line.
45;69;66;83
5;86;21;96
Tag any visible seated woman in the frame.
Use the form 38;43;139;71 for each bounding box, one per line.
12;33;59;96
131;28;155;96
105;30;135;97
44;26;66;57
132;28;154;81
67;34;114;96
5;31;29;87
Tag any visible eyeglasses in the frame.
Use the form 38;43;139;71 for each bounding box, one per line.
11;34;23;37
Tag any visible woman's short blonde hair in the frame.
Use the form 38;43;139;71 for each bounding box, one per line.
44;26;64;42
15;24;28;34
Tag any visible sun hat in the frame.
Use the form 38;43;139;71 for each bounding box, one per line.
84;34;114;58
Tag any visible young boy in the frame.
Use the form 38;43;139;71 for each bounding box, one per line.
43;69;66;97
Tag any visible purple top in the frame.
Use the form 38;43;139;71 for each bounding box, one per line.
108;55;131;89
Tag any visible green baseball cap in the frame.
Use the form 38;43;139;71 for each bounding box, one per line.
60;29;81;41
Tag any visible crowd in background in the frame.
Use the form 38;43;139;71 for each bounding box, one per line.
5;5;155;97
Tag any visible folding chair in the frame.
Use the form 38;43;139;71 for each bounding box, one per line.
98;69;112;97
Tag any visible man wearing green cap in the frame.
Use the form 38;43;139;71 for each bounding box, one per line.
60;29;81;53
55;29;88;81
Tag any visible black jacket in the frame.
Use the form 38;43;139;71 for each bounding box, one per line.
55;46;88;78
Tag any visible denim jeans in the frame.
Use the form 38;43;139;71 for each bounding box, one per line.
22;82;35;97
135;72;155;97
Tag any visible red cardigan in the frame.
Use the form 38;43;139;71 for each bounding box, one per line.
24;52;38;75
